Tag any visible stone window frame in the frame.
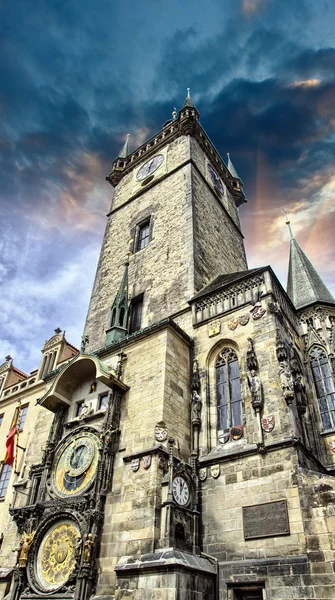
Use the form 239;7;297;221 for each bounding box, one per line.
132;216;153;253
206;339;244;450
0;463;12;499
216;347;243;440
309;345;335;431
75;400;85;418
98;392;109;411
11;404;29;432
128;294;144;334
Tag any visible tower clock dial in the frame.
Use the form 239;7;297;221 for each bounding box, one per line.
51;430;100;498
207;164;224;195
136;154;164;181
172;476;190;506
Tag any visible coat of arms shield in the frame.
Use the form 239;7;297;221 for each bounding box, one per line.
211;465;220;479
198;468;207;481
329;440;335;454
231;425;243;440
131;458;140;472
238;314;250;326
261;415;275;432
228;318;238;331
143;455;151;469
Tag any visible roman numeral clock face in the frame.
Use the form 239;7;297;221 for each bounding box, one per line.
136;154;164;181
51;430;100;497
172;476;190;506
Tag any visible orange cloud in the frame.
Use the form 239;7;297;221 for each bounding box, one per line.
288;79;320;88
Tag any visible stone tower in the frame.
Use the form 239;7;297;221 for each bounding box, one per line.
84;91;247;352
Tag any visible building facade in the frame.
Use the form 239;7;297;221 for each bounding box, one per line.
0;93;335;600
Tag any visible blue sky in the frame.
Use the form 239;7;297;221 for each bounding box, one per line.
1;0;334;374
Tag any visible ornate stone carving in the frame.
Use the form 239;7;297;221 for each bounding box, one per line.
294;374;308;416
191;359;200;392
268;301;283;321
191;391;202;425
246;337;258;371
279;361;294;399
276;328;288;362
247;370;264;411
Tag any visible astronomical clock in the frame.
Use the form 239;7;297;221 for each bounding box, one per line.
9;353;128;600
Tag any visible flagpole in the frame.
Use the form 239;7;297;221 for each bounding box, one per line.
14;400;21;475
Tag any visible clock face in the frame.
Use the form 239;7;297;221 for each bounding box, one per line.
34;520;80;592
136;154;164;181
207;164;224;195
172;476;190;506
51;430;100;498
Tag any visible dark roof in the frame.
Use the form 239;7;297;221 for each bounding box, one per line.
191;267;267;301
287;238;334;309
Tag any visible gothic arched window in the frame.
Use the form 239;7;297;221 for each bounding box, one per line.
310;347;335;430
216;348;242;439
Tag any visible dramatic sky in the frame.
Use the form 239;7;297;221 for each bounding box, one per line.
1;0;334;374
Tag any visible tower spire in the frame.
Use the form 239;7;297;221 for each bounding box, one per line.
283;208;294;239
227;153;243;183
105;254;130;345
183;87;195;109
285;212;334;310
117;134;130;159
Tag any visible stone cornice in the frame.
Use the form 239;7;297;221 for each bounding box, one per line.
107;111;245;205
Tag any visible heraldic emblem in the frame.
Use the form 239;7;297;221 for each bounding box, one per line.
262;415;275;433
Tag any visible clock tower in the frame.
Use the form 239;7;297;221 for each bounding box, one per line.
84;90;247;353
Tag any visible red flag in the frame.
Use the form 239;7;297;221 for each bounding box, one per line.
4;425;17;466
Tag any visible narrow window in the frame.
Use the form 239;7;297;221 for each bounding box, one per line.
0;464;12;499
99;393;109;410
216;348;242;440
76;401;84;417
0;414;3;426
12;405;28;432
129;296;143;334
310;347;335;430
136;220;150;252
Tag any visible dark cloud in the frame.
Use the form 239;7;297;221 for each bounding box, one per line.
0;0;334;372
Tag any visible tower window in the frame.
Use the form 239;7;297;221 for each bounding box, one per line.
135;219;151;252
129;295;143;334
0;464;12;498
310;347;335;430
76;401;84;417
0;414;3;426
216;348;242;440
12;405;28;432
99;393;108;410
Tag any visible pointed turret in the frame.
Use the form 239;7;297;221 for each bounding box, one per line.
105;256;130;345
285;214;334;310
183;88;195;109
227;153;242;181
117;134;130;159
179;88;199;129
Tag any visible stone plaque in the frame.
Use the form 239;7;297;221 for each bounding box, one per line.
243;500;290;540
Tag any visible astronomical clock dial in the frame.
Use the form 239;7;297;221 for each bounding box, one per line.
207;163;224;195
136;154;164;181
172;476;190;506
34;519;80;592
51;430;100;498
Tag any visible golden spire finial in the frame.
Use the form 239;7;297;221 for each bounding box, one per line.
283;208;294;239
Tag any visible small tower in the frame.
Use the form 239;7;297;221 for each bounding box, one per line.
285;213;334;309
227;152;244;192
105;256;130;345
